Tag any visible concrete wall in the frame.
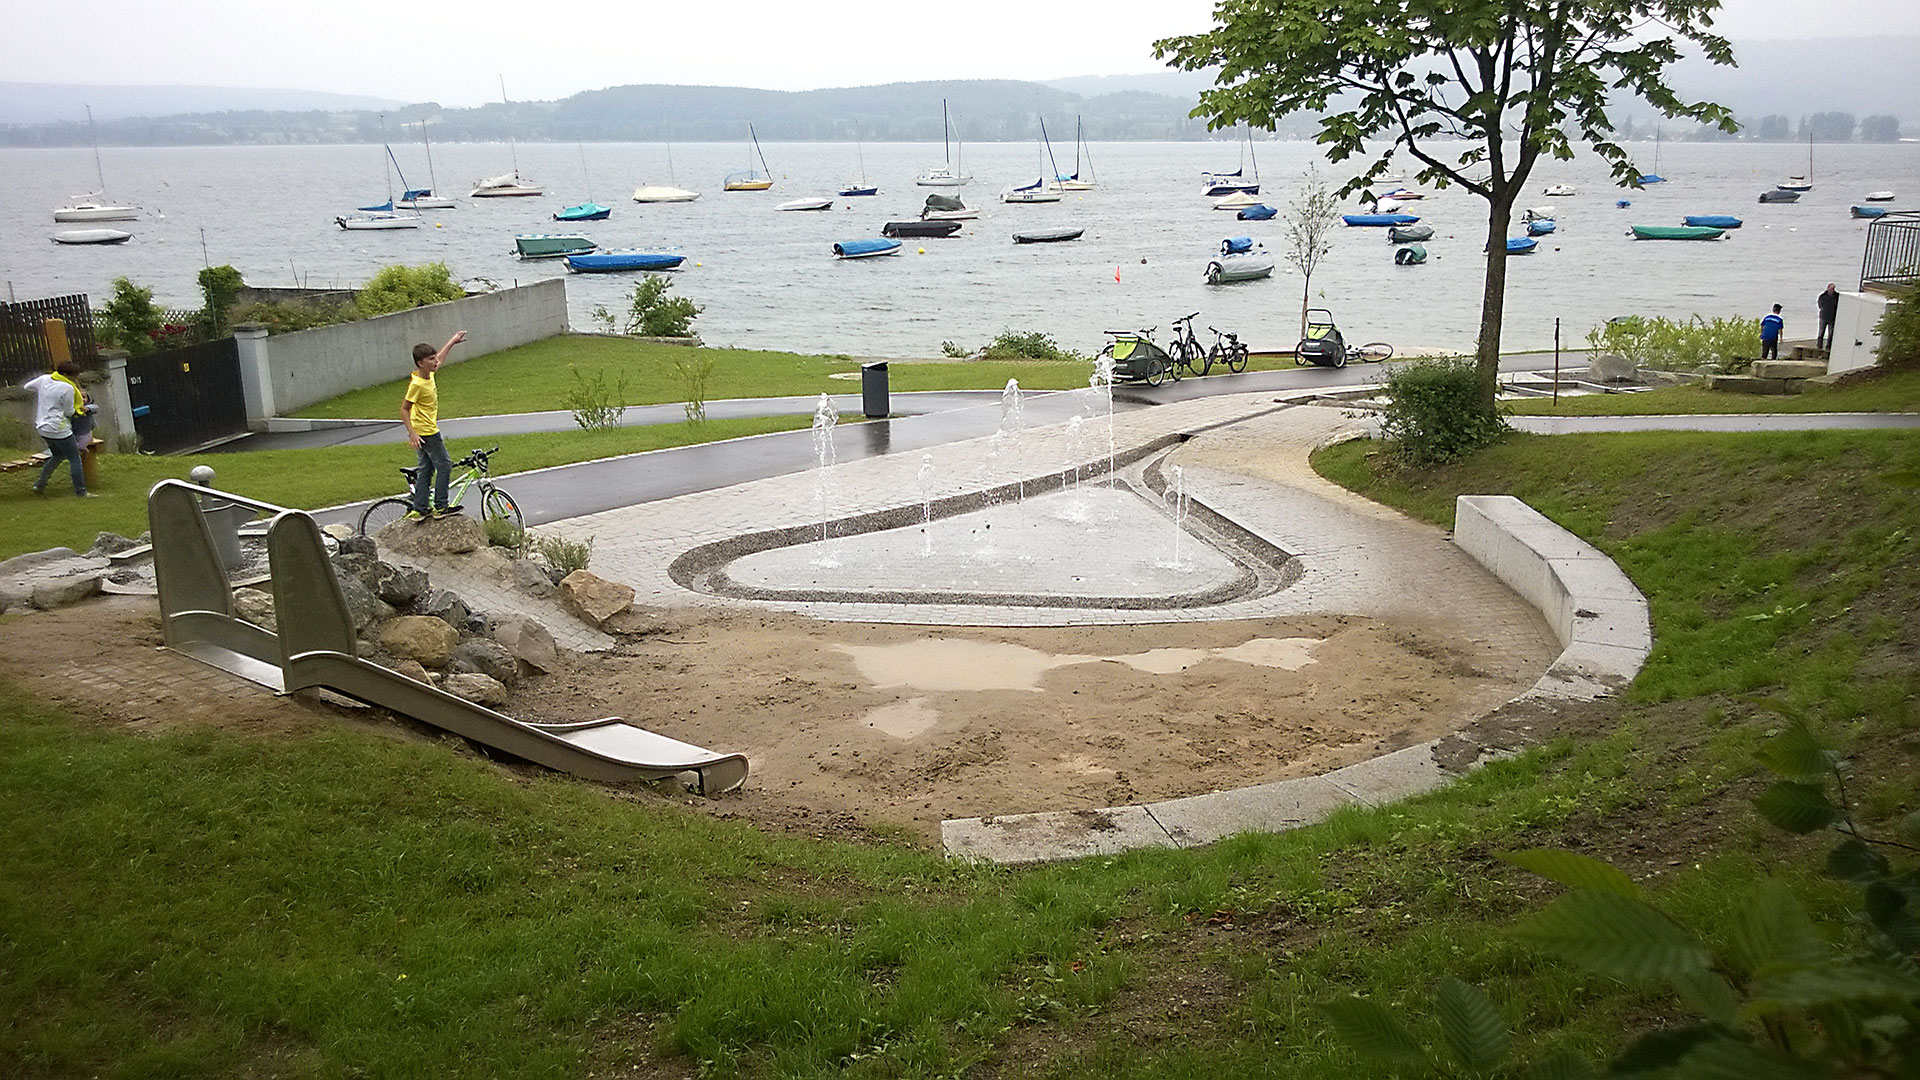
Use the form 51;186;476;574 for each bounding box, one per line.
1829;291;1892;374
253;279;568;417
2;361;133;452
1454;494;1651;700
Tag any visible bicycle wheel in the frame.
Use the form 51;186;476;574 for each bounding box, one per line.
358;497;413;537
1190;339;1213;376
482;488;525;547
1165;350;1182;382
1229;343;1249;373
1357;342;1395;362
1145;357;1165;387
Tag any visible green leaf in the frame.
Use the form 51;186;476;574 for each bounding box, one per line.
1748;963;1920;1010
1825;837;1891;882
1900;811;1920;845
1864;882;1920;952
1725;880;1827;977
1669;968;1741;1024
1752;781;1838;834
1750;711;1832;778
1669;1035;1833;1079
1497;849;1640;898
1320;996;1427;1065
1432;977;1508;1069
1510;891;1711;980
1523;1049;1598;1080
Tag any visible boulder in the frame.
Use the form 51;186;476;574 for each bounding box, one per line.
0;547;83;576
365;561;429;608
383;657;432;684
31;572;102;610
510;557;557;599
336;533;377;559
422;589;471;629
334;571;397;632
331;551;376;584
378;615;461;668
560;570;634;627
494;616;559;674
461;612;492;637
1751;359;1827;380
377;515;484;557
1586;352;1637;383
442;672;509;707
450;639;519;686
87;532;142;557
232;586;277;632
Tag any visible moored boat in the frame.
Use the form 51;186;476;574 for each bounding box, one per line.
335;211;421;230
1001;178;1063;204
1012;228;1083;244
1527;219;1557;236
1523;206;1556;222
1204;237;1275;284
1343;213;1420;226
1758;189;1800;204
51;228;132;245
1682;215;1742;229
471;171;543;198
882;220;963;238
1506;236;1539;254
513;233;596;259
1544;184;1577;196
52;107;139;222
1236;204;1277;221
1865;191;1896;202
1394;244;1428;265
564;249;686;273
776;197;833;212
921;194;978;220
917;100;972;187
632;185;700;203
1213;191;1263;211
1852;205;1892;219
833;238;902;259
554;202;611;221
1386;224;1433;243
723;123;775;191
1629;224;1724;240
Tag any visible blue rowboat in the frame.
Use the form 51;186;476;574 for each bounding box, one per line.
1683;215;1743;229
1506;236;1538;254
554;202;612;222
1343;213;1420;226
1236;203;1277;220
832;238;901;259
1526;219;1557;236
1851;205;1891;219
563;249;685;273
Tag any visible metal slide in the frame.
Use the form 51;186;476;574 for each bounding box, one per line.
150;480;748;793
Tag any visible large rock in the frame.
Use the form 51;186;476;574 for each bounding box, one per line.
31;572;102;610
376;514;485;557
494;616;559;674
232;586;277;632
365;561;429;608
443;672;508;707
382;657;432;684
559;570;634;627
334;571;396;632
1587;352;1637;383
422;589;470;629
335;533;377;559
1751;359;1827;380
87;532;142;557
450;639;519;686
511;557;557;599
378;615;461;668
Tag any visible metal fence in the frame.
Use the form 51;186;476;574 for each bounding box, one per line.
124;337;248;454
2;294;98;384
1861;212;1920;293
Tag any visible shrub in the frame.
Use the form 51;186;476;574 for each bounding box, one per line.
95;277;165;355
672;351;718;423
1874;286;1919;369
482;515;525;550
940;340;969;358
1586;314;1762;374
357;262;463;318
195;265;245;338
610;275;700;338
979;330;1084;363
227;300;360;334
561;367;628;431
532;532;593;574
1378;355;1508;465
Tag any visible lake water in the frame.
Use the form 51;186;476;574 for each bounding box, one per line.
4;139;1913;357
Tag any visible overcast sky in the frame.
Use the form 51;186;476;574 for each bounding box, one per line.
9;0;1888;107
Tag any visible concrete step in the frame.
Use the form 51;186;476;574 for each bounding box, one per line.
1707;373;1802;395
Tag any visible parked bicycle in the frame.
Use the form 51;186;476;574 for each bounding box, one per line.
1168;311;1210;375
358;445;524;542
1096;327;1180;386
1207;326;1251;374
1295;309;1394;369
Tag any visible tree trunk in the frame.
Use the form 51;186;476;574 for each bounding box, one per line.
1474;199;1514;414
1300;277;1311;342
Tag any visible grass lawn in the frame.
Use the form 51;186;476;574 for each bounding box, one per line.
0;416;810;562
291;335;1320;421
3;428;1916;1076
1507;365;1920;415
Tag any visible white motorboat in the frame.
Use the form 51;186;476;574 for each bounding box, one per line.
335;211;421;230
916;99;972;187
1865;190;1896;202
1372;197;1410;213
776;197;833;211
1213;191;1263;211
921;194;979;220
632;185;700;203
53;106;139;222
1544;184;1578;196
1205;238;1275;284
51;228;132;245
1523;206;1557;222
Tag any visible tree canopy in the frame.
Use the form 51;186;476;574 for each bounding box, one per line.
1157;0;1738;407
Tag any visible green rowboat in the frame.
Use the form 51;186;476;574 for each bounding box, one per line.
1629;224;1725;241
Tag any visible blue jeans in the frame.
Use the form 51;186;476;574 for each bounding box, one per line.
36;432;86;495
411;433;451;512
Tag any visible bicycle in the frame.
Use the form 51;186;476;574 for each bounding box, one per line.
1169;311;1209;375
1096;327;1179;386
358;445;524;543
1295;309;1394;369
1206;326;1251;374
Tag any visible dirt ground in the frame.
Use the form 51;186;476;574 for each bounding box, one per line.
0;595;1552;844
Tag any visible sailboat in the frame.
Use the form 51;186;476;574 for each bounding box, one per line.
1053;116;1096;191
916;99;972;187
633;143;700;202
337;135;423;230
723;123;775;191
1202;128;1260;196
839;126;878;197
1002;117;1066;203
53;105;140;222
471;76;543;197
398;117;457;209
555;143;611;221
1778;131;1814;192
1636;126;1666;185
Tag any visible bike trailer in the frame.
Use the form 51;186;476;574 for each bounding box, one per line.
1108;334;1165;382
1295;308;1348;368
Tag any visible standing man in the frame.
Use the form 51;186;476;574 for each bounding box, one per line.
25;361;94;497
1760;304;1784;361
400;330;467;521
1816;284;1840;352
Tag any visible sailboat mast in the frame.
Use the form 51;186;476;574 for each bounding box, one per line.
1073;116;1082;177
943;99;952;167
856;124;867;182
85;104;107;195
499;74;521;176
422;117;439;192
1041;117;1061;183
750;123;769;177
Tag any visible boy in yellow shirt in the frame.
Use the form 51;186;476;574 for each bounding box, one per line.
400;330;467;520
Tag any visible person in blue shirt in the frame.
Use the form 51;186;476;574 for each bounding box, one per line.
1760;303;1784;361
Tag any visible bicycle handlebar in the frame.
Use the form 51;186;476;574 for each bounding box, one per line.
1174;312;1200;323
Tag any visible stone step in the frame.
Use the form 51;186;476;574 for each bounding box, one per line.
1707;373;1802;395
1751;359;1828;379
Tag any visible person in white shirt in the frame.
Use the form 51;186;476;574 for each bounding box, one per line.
24;360;95;497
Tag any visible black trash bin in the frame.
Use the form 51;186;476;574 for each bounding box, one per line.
861;361;889;419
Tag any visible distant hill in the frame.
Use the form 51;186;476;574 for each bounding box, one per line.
0;83;402;126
